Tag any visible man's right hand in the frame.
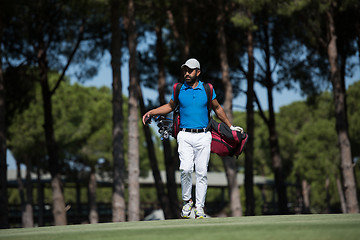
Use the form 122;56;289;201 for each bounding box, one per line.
142;113;152;125
230;125;244;134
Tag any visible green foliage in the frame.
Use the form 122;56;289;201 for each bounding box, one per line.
240;185;263;215
277;91;342;213
53;81;113;167
278;101;311;169
231;0;268;30
252;114;272;177
7;78;46;165
347;81;360;158
7;189;21;205
277;0;312;16
7;71;157;179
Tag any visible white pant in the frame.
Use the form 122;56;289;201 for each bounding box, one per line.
177;130;212;208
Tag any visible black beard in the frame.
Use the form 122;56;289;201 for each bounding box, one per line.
185;75;197;85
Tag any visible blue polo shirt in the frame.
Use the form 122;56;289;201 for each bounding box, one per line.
171;81;216;129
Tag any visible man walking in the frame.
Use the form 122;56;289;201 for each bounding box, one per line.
142;58;243;218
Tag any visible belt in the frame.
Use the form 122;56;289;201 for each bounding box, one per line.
182;128;206;133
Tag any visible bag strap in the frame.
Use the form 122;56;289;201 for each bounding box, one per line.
173;82;183;108
203;83;213;111
203;83;213;119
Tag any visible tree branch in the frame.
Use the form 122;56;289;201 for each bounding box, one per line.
253;90;269;126
254;57;265;74
51;21;84;95
237;59;248;79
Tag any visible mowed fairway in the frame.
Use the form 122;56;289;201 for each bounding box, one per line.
1;214;359;240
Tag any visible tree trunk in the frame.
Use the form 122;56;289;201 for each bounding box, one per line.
17;160;34;228
138;84;172;219
88;169;98;224
263;17;288;214
326;8;359;213
24;159;34;227
302;179;310;214
50;175;66;225
295;175;303;214
325;177;330;214
216;0;233;121
17;162;26;226
0;15;9;229
267;84;288;214
182;1;190;59
110;0;126;222
166;9;187;61
216;0;241;217
155;23;178;219
356;23;360;64
245;10;255;216
127;0;140;222
38;42;67;225
36;162;44;226
36;163;44;226
76;181;81;223
336;176;347;213
222;156;242;216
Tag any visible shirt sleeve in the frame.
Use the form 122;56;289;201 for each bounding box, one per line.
212;88;216;100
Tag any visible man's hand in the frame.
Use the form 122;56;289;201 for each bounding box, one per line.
230;125;244;133
142;112;152;125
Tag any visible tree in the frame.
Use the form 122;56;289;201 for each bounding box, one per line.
2;0;111;225
129;0;179;219
138;84;173;218
152;1;179;218
54;83;114;224
251;3;292;214
284;0;359;213
231;0;266;216
290;93;342;213
137;0;180;219
126;0;140;221
110;0;126;222
216;0;242;217
8;75;115;224
325;1;359;213
16;159;34;227
6;68;46;225
155;8;180;219
296;119;341;213
0;2;9;228
347;81;360;159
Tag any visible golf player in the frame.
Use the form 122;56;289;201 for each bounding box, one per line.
142;58;243;218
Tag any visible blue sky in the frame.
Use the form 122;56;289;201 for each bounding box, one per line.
78;52;305;112
81;52;359;112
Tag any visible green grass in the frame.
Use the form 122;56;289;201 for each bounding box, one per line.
1;214;359;240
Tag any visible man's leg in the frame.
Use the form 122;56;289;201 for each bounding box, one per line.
178;131;196;218
194;131;212;209
177;131;195;201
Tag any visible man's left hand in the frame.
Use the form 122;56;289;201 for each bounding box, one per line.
230;125;244;133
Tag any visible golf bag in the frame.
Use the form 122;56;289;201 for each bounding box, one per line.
207;118;248;158
171;83;182;138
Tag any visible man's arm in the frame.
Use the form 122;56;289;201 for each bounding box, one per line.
211;98;244;133
211;98;232;127
142;99;176;125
